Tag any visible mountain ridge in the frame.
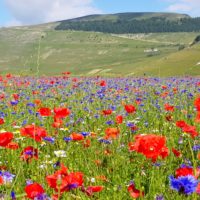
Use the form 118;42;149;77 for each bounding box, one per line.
58;12;191;22
55;12;200;34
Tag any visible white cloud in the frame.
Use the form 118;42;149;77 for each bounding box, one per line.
165;0;200;16
4;0;102;26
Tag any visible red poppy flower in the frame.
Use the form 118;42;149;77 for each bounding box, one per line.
84;186;104;196
196;183;200;194
194;97;200;111
100;80;106;87
135;99;142;105
173;87;178;93
0;165;7;170
0;176;3;185
38;107;51;117
160;91;169;98
13;93;19;100
62;71;71;75
21;146;38;162
172;148;181;157
32;90;39;95
165;115;173;122
0;118;4;125
128;183;144;198
6;73;12;78
0;132;13;147
70;133;84;141
0;94;5;100
175;167;194;178
161;85;167;90
195;112;200;123
52;116;63;128
131;125;138;132
176;120;198;138
182;124;198;138
25;183;45;199
54;107;70;118
104;127;120;139
6;142;19;150
129;134;169;162
20;125;48;142
83;139;91;148
124;105;136;114
34;99;41;106
46;164;83;193
164;103;174;112
176;120;187;128
102;109;112;115
116;115;123;124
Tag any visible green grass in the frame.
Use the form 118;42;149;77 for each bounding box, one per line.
0;26;200;76
0;76;200;199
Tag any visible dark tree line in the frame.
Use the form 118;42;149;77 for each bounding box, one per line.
55;17;200;33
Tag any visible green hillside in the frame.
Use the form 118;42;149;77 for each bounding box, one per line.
55;12;200;34
62;12;190;22
0;24;200;76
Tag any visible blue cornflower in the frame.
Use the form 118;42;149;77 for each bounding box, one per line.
10;191;16;200
28;109;34;115
68;183;78;190
152;162;162;167
53;161;61;168
10;100;18;106
98;139;112;144
94;114;100;119
22;120;27;126
110;105;116;110
192;145;200;151
0;171;15;184
106;120;114;125
26;179;33;185
43;137;55;144
63;137;72;142
155;194;164;200
81;132;90;137
26;102;35;107
127;122;134;127
169;175;198;195
34;193;51;200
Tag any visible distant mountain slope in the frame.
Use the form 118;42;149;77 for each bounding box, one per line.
61;12;190;22
0;25;200;76
55;12;200;34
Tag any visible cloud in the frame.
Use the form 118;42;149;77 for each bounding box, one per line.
165;0;200;16
4;19;22;27
4;0;102;26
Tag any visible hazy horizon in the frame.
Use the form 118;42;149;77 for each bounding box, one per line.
0;0;200;27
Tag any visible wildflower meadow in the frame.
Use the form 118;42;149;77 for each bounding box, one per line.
0;73;200;200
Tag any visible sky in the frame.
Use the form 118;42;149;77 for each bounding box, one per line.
0;0;200;27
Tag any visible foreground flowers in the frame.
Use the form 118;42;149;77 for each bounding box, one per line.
0;75;200;199
129;134;169;161
25;183;51;200
20;125;48;142
128;182;144;198
46;164;83;194
0;132;14;147
169;165;200;195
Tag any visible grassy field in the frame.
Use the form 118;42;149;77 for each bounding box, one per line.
0;25;200;76
1;76;200;199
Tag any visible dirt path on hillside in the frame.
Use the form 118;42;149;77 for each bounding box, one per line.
112;34;177;45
